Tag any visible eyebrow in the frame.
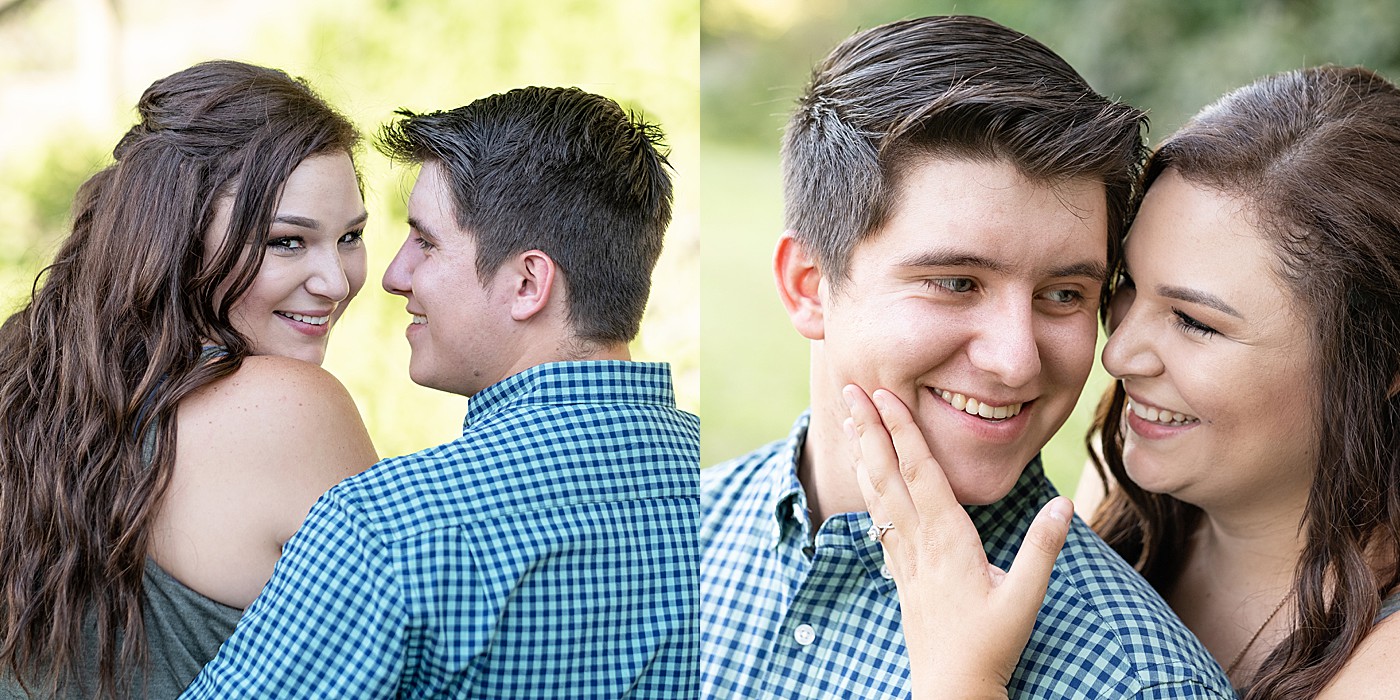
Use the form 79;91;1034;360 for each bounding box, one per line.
1156;284;1243;318
898;250;1107;282
274;211;369;230
406;216;441;241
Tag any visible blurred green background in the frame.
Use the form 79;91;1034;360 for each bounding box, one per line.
0;0;698;460
698;0;1400;493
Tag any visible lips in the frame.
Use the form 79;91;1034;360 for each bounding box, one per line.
275;311;331;326
932;388;1026;421
1126;397;1198;426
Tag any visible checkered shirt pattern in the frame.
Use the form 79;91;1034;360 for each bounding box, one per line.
700;412;1235;699
182;361;700;699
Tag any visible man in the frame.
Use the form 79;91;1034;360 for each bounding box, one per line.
700;16;1233;698
183;87;697;698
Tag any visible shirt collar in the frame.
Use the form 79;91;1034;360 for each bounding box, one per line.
463;361;676;429
756;412;811;549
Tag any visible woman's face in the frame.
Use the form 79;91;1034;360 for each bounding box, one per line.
205;152;368;365
1101;168;1317;512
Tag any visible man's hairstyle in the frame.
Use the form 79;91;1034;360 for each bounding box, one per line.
378;86;673;344
783;15;1148;287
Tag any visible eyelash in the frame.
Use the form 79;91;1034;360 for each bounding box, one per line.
268;237;303;251
926;278;975;293
1042;289;1084;305
268;230;364;250
414;235;436;251
1172;308;1219;337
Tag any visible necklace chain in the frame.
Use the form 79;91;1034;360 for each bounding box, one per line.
1225;588;1295;677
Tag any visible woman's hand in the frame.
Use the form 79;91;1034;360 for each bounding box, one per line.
843;385;1073;700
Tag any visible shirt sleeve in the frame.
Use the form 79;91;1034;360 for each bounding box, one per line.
1137;680;1240;699
179;490;406;698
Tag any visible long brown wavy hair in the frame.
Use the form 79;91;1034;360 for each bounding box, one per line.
0;61;358;698
1090;65;1400;698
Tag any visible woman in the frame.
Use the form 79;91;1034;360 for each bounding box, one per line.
0;61;378;698
850;64;1400;698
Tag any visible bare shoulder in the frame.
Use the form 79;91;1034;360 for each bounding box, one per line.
154;356;378;607
183;355;360;419
174;356;378;539
1316;612;1400;698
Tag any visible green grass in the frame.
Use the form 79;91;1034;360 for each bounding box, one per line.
699;144;1113;497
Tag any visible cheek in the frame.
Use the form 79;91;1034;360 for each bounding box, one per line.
233;263;294;316
1039;314;1098;381
345;250;369;301
845;301;957;375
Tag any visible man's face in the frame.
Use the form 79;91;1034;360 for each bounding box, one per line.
819;157;1107;505
382;161;517;397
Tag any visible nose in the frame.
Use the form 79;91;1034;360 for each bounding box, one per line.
306;249;351;302
968;297;1041;389
382;236;415;297
1101;297;1163;379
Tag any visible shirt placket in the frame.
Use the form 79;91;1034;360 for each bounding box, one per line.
765;514;903;698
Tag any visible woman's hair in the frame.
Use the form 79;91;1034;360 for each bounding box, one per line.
1091;65;1400;698
0;60;358;698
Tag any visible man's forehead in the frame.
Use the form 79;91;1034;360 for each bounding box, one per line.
406;162;461;231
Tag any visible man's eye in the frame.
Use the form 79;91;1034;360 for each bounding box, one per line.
927;278;975;293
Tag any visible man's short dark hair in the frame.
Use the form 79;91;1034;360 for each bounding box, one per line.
378;86;672;344
783;15;1148;287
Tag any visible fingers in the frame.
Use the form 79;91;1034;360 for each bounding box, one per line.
844;385;918;531
867;389;959;519
1002;497;1072;610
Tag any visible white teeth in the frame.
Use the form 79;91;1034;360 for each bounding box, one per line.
411;315;427;325
935;389;1023;421
278;312;329;326
1128;399;1198;426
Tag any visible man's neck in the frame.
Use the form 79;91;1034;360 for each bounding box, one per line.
798;382;874;530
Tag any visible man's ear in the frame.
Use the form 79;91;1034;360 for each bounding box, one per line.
774;231;826;340
509;250;557;322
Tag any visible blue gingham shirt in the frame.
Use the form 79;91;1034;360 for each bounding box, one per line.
182;361;699;698
701;413;1234;699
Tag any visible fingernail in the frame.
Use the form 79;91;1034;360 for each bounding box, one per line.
1047;498;1072;523
871;389;891;409
842;384;859;409
842;417;856;439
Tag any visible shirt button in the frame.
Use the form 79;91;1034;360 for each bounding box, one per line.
880;564;894;580
793;624;816;646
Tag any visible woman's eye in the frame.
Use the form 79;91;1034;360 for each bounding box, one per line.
268;237;304;251
1172;308;1219;337
928;278;975;293
340;229;365;246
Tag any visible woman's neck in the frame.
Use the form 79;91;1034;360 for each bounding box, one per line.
1171;496;1308;687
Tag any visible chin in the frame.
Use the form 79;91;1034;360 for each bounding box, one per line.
945;466;1026;506
286;347;327;366
252;342;326;366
